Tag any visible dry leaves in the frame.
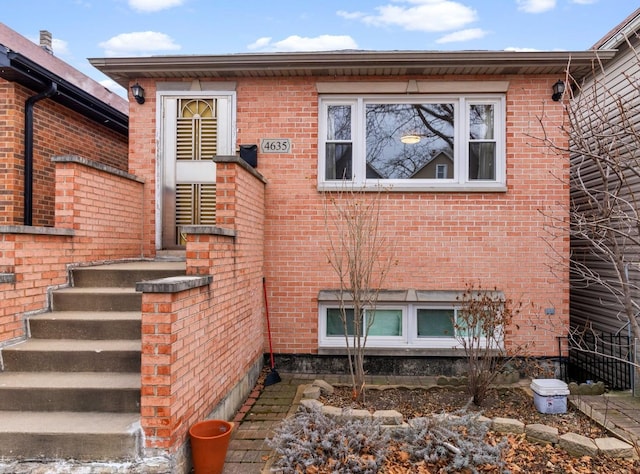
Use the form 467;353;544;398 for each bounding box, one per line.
319;386;640;473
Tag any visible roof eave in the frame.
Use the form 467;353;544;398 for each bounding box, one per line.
89;50;617;89
0;47;128;135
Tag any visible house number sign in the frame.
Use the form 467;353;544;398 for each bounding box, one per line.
261;138;291;154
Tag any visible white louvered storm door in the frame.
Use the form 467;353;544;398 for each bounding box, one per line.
161;95;233;248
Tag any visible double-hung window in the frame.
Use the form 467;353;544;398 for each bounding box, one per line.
319;95;505;191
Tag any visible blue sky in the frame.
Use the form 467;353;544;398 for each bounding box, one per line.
1;0;636;97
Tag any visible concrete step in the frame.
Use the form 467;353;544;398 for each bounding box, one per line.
1;339;140;372
0;372;140;412
0;411;141;461
29;311;141;340
72;261;186;288
52;287;142;312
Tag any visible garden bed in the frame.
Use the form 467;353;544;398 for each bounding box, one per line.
268;382;640;473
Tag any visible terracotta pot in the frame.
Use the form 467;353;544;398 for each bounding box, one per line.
189;420;233;474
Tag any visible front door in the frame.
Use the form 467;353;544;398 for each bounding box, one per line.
160;94;234;249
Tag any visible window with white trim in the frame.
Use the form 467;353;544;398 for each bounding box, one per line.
319;95;505;191
318;303;494;349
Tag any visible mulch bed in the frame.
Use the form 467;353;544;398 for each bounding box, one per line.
316;385;640;473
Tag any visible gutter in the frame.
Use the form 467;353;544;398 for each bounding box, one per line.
0;46;128;135
24;82;58;226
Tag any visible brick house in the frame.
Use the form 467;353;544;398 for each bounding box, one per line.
0;20;618;470
91;50;613;366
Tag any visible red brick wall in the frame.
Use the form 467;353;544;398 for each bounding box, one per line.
0;232;73;342
140;161;265;451
237;76;568;357
0;80;128;227
130;75;569;358
54;159;144;260
0;82;25;225
0;159;145;344
128;79;157;254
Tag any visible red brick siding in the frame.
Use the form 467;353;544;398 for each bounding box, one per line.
0;82;24;225
237;76;568;357
0;80;128;227
0;232;72;342
141;161;265;451
130;75;569;358
128;79;157;254
54;161;144;260
0;160;144;344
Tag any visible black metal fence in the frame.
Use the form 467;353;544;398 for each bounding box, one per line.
559;332;634;390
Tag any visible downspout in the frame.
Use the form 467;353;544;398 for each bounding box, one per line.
24;82;57;226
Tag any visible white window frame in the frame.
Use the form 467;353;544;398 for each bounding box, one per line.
318;94;506;192
318;302;496;350
319;304;408;348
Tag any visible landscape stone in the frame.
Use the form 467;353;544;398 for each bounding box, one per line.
342;409;372;420
299;399;323;411
476;415;492;425
594;437;635;458
559;432;598;457
492;417;524;434
302;386;321;400
312;379;334;395
525;423;558;445
321;406;343;418
372;410;403;425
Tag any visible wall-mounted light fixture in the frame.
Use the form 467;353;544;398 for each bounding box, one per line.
130;82;145;104
551;80;565;102
400;133;422;144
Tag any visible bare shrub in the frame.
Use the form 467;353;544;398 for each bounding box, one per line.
324;186;395;401
455;282;530;406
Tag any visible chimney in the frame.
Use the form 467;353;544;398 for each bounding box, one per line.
39;30;53;55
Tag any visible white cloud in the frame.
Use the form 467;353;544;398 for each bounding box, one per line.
571;0;597;4
128;0;185;12
504;46;541;52
247;37;273;50
99;31;181;56
336;10;366;20
338;0;477;33
516;0;556;13
436;28;487;44
52;38;71;56
248;35;358;52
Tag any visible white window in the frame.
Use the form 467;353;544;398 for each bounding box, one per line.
318;303;494;349
319;95;505;191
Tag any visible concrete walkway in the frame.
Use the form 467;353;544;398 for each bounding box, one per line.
222;373;640;474
572;391;640;445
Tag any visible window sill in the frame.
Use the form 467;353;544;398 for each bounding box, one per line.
317;183;507;193
318;346;470;357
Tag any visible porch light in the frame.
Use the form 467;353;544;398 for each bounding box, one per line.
551;80;565;102
400;134;421;144
130;82;145;104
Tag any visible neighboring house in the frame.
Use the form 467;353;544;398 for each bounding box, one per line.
0;24;128;227
411;150;455;179
570;9;640;337
567;9;640;391
0;18;623;471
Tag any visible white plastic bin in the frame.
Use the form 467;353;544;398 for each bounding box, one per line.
530;379;570;414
